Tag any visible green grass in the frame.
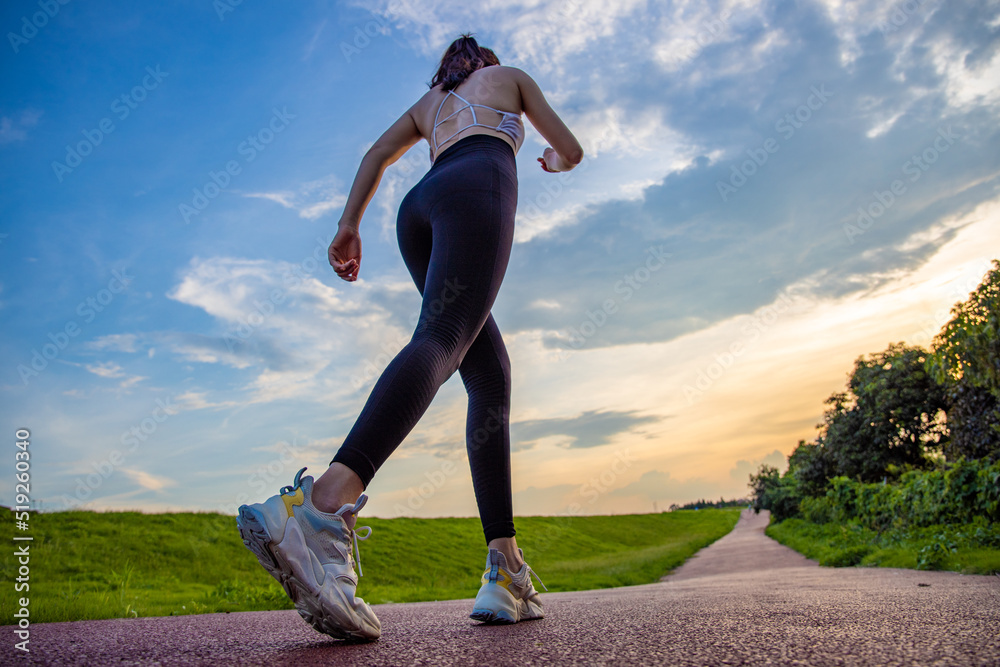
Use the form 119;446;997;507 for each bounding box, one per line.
766;517;1000;574
0;507;739;623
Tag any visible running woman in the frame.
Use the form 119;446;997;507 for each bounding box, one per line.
236;33;583;641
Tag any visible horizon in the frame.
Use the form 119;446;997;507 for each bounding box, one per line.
0;498;751;517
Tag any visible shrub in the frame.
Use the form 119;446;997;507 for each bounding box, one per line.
808;458;1000;531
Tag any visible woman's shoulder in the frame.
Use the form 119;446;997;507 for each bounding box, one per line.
413;65;528;112
482;64;529;83
490;64;525;76
463;65;529;99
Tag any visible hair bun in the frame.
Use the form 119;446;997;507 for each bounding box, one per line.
429;33;501;91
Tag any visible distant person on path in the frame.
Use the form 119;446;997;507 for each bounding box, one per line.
236;33;583;641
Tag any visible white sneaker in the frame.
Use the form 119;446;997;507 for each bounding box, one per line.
470;547;547;624
236;466;380;641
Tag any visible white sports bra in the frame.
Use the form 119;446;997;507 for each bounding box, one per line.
430;89;525;162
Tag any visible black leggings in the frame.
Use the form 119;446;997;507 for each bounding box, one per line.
331;134;518;543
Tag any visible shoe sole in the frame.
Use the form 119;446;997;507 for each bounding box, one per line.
469;584;544;625
236;505;378;642
470;607;545;624
470;608;517;624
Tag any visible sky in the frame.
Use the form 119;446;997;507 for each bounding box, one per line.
1;0;998;521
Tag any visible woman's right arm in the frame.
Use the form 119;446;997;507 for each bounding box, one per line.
512;68;584;172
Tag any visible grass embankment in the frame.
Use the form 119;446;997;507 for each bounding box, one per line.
767;518;1000;574
1;508;739;623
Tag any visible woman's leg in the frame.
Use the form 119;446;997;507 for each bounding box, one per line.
458;315;513;538
323;154;516;507
458;314;525;569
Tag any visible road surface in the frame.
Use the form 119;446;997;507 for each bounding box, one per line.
6;509;999;665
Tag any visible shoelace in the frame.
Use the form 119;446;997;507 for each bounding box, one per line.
351;525;372;577
341;494;372;577
498;551;547;592
280;466;308;495
520;563;548;592
283;467;373;577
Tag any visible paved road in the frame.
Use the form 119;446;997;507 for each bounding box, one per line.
7;510;999;666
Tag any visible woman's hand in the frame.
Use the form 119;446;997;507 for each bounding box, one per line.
329;225;361;282
538;147;561;173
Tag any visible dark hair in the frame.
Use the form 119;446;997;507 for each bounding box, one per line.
428;33;500;91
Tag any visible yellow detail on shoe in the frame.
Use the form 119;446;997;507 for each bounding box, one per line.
482;567;514;593
282;488;304;517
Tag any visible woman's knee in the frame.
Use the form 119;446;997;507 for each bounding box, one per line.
460;355;510;401
407;325;471;381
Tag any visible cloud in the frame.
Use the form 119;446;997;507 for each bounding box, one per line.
163;255;412;405
243;191;296;208
86;361;126;378
122;468;176;492
243;175;347;220
82;361;146;392
173;391;240;412
729;449;788;481
511;409;662;450
117;375;147;390
86;334;141;353
360;0;651;79
0;109;41;144
303;18;328;60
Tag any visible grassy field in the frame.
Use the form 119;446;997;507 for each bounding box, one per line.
767;518;1000;574
1;507;739;623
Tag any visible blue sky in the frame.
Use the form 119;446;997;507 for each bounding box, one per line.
1;0;998;518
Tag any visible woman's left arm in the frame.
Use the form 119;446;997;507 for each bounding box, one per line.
337;108;422;232
329;107;422;282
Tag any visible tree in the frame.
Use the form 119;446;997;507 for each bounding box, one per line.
819;343;947;482
929;259;1000;396
929;259;1000;461
787;439;833;497
939;377;1000;462
748;464;799;520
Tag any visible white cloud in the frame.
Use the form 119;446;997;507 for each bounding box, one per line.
118;375;147;390
122;468;176;492
243;175;347;220
515;201;594;244
303;18;328;60
0;109;41;144
529;299;562;310
243;191;296;208
86;334;140;353
930;36;1000;112
513;108;702;243
86;361;126;378
650;0;767;74
359;0;648;76
81;360;146;393
173;391;240;411
165;255;410;405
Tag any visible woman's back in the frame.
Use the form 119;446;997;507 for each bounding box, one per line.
414;65;524;162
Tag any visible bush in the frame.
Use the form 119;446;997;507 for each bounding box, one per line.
808;458;1000;531
799;495;833;523
825;544;873;567
766;516;1000;574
